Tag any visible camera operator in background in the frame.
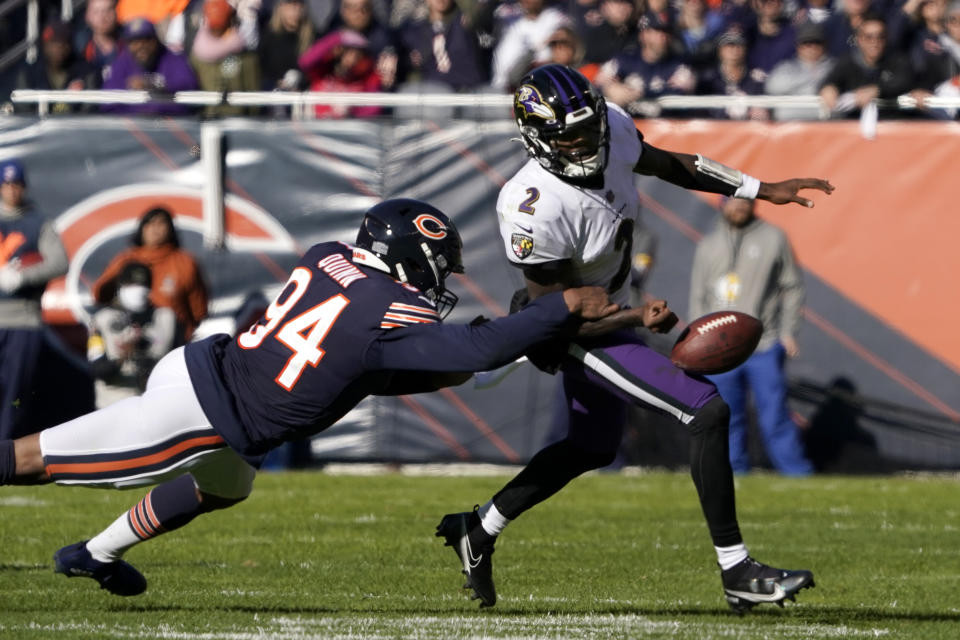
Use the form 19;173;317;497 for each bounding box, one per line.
88;261;178;393
92;206;208;350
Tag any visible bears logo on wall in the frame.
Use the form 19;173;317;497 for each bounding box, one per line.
46;183;297;324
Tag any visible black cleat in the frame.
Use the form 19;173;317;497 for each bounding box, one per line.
54;541;147;596
721;557;814;614
435;509;496;607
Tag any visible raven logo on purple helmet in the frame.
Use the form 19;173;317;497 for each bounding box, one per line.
515;85;556;121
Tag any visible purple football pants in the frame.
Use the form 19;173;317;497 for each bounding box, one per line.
556;330;719;453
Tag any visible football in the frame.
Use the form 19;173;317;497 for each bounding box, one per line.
670;311;762;375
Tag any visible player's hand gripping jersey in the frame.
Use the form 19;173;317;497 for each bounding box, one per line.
497;103;643;307
185;242;579;463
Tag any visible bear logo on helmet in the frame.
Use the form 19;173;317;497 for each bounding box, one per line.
413;214;448;240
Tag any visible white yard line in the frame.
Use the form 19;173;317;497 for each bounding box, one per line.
0;614;892;640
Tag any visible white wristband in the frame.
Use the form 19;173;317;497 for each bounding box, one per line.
734;175;760;199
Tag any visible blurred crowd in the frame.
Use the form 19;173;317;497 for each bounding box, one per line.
0;0;958;119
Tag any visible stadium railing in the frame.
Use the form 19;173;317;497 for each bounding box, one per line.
7;89;960;120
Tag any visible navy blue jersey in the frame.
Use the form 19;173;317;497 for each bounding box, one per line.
185;241;577;464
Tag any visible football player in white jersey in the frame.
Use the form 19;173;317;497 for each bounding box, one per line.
436;64;834;613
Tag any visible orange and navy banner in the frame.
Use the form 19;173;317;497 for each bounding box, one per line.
639;119;960;375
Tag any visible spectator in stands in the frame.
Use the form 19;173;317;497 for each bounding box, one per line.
818;13;913;117
74;0;123;76
901;0;960;117
887;0;930;54
399;0;488;90
930;0;960;116
166;0;260;55
504;24;590;86
823;0;873;56
299;29;383;117
643;0;679;34
15;21;99;113
305;0;340;34
390;0;427;28
88;261;178;392
308;0;391;35
689;196;813;476
259;0;315;91
160;0;205;55
0;159;69;439
490;0;571;91
190;0;262;115
696;29;768;119
92;207;208;346
544;25;587;68
909;0;954;88
101;18;199;114
795;0;833;26
677;0;728;73
594;13;696;116
746;0;796;83
717;0;755;33
575;0;639;66
330;0;401;90
117;0;191;41
766;21;835;120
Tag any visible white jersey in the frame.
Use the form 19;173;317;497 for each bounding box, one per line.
497;103;644;306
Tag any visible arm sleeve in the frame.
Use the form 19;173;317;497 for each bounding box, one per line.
363;292;577;371
633;140;738;196
19;223;68;287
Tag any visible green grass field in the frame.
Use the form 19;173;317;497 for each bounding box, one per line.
1;469;958;639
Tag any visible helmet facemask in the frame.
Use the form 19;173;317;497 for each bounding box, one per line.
397;242;461;319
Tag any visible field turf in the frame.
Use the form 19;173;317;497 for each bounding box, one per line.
1;468;958;639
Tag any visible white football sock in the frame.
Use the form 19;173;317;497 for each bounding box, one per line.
477;501;510;537
715;543;749;570
86;512;141;563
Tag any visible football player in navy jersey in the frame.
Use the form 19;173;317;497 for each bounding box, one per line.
436;64;834;612
0;198;621;597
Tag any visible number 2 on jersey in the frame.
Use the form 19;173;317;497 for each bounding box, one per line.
238;267;350;391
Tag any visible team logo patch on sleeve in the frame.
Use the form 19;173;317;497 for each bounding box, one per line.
511;233;534;260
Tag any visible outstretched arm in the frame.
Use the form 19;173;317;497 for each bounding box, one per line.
634;141;835;208
365;287;618;372
523;266;677;336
